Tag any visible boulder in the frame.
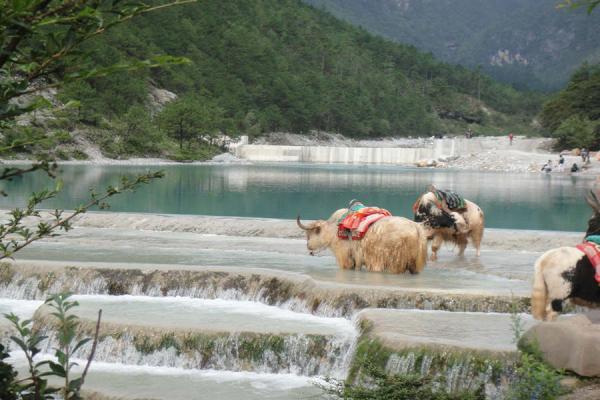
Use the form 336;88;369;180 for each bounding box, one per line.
415;159;437;168
148;87;177;113
210;152;243;163
520;311;600;377
437;155;460;163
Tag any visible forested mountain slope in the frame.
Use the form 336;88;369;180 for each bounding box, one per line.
304;0;600;91
19;0;544;161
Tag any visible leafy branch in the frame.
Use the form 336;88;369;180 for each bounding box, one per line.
1;0;196;121
4;293;103;400
558;0;600;13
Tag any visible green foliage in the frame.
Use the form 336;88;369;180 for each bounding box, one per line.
158;95;226;149
44;293;90;399
541;63;600;149
0;343;18;400
0;0;192;122
560;0;600;13
509;302;526;345
72;0;541;139
507;352;564;400
5;311;57;399
97;106;167;157
509;319;565;400
328;360;484;400
4;293;101;400
553;116;599;150
305;0;600;91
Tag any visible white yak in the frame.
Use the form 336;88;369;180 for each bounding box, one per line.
531;190;600;320
297;209;427;274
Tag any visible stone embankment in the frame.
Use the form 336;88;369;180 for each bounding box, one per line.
232;133;600;174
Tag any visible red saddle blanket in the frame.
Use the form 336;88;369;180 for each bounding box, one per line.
337;207;391;240
576;242;600;283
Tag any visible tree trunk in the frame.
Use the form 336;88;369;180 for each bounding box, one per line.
178;120;183;150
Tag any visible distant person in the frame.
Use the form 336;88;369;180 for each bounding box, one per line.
581;148;588;163
508;132;514;145
584;148;591;164
571;163;580;173
558;154;565;172
541;160;552;173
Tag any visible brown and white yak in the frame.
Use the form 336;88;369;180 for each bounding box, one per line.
413;188;485;261
532;190;600;321
296;209;428;274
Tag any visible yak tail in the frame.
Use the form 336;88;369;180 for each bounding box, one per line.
531;258;548;320
413;224;428;273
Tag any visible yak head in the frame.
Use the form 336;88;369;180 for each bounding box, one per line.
413;194;455;230
296;216;332;255
585;190;600;237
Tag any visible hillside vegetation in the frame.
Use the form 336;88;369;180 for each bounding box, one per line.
305;0;600;91
14;0;542;160
541;63;600;150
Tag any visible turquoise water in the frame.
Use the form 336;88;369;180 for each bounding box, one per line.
0;163;595;231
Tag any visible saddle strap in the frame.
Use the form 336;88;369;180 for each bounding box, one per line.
576;242;600;283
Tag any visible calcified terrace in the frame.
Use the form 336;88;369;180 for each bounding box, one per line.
0;212;584;399
0;211;583;313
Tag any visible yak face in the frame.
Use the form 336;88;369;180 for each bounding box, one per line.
414;202;455;229
296;217;329;255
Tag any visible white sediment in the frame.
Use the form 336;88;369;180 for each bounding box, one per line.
8;352;322;400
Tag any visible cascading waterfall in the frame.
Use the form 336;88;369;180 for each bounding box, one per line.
0;265;525;399
35;326;358;379
386;352;509;399
0;267;531;317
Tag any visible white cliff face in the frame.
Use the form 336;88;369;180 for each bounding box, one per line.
490;49;529;66
148;86;177;114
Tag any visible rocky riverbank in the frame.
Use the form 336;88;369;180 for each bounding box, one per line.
241;133;600;174
2;132;598;174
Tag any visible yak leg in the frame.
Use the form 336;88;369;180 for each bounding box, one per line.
472;234;482;257
470;227;483;257
430;234;443;261
456;235;468;256
545;302;559;321
335;248;355;270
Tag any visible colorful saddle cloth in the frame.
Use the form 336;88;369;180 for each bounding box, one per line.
433;189;466;211
337;204;391;240
576;240;600;284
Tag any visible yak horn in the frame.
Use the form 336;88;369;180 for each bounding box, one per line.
296;216;311;230
586;190;600;212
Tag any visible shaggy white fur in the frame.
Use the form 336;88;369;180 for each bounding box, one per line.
298;209;427;274
531;247;584;320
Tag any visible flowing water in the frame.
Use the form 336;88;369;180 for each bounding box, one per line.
0;163;595;231
8;355;324;400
